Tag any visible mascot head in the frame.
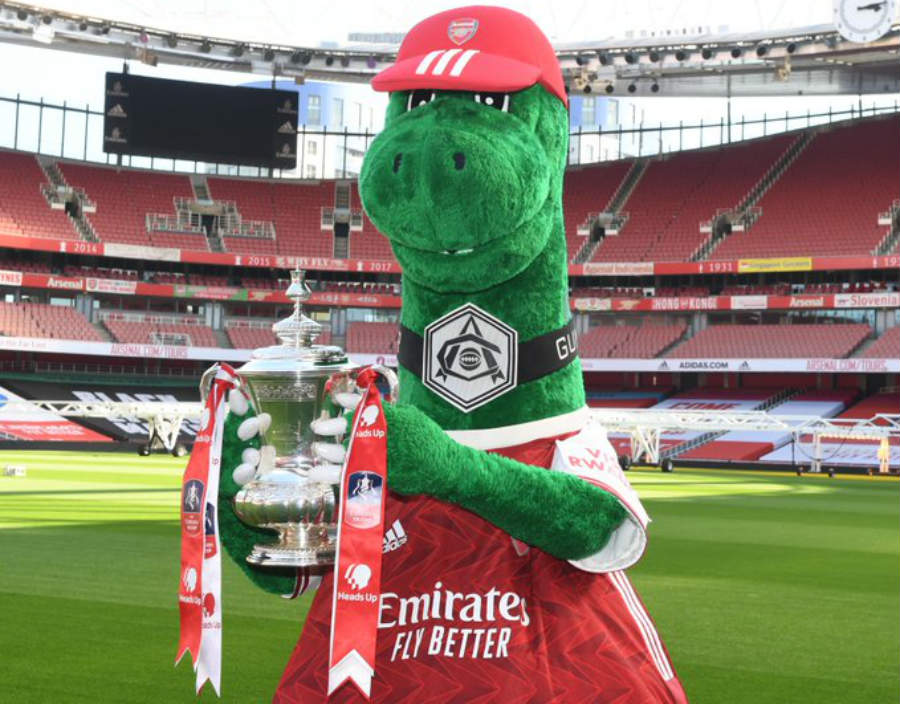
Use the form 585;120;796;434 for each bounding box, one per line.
359;6;569;294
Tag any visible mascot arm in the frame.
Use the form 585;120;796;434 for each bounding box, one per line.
217;391;301;596
384;404;628;562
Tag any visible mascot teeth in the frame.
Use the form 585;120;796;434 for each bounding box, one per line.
440;248;474;255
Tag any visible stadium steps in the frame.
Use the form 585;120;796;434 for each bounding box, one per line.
213;327;232;349
874;201;900;255
573;159;648;264
190;175;211;202
92;321;114;342
697;130;814;260
38;160;104;244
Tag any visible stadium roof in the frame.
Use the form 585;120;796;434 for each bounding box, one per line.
0;1;897;96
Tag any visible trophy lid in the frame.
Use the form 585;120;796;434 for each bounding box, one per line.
239;269;355;375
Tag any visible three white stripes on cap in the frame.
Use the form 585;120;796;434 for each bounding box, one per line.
415;49;480;78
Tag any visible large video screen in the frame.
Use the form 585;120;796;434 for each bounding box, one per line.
103;73;298;169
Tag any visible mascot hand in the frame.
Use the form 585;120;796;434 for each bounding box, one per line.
217;389;297;596
220;388;270;498
308;393;437;496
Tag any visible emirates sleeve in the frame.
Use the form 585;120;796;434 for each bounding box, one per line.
551;422;649;573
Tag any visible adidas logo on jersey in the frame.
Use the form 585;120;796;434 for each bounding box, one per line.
383;519;407;553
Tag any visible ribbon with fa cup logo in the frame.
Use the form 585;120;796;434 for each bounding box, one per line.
176;363;237;696
328;378;388;699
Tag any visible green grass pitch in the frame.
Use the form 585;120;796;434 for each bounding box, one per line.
0;450;897;703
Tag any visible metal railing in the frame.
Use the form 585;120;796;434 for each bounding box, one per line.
1;92;898;176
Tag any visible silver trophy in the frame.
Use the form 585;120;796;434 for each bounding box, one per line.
225;269;396;569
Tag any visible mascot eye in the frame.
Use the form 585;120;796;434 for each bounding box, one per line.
407;90;435;111
474;93;509;112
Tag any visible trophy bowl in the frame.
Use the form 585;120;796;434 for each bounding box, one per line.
224;270;396;570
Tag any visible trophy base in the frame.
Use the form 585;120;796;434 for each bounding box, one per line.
244;522;336;569
246;543;335;569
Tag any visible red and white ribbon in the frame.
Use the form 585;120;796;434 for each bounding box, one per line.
328;381;388;699
176;363;237;696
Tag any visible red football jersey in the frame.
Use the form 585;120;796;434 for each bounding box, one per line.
275;416;688;703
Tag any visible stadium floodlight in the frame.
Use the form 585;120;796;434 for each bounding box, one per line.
651;82;660;93
627;83;636;93
649;50;661;63
701;47;713;59
366;55;377;69
78;21;88;31
598;53;611;65
340;55;350;67
731;47;742;58
290;50;303;64
16;9;27;20
583;84;592;93
624;51;637;64
263;47;275;61
166;34;178;49
42;14;53;25
756;44;768;57
605;84;614;93
675;49;688;61
99;23;110;34
199;39;212;53
786;42;797;53
231;43;245;57
575;54;589;66
325;55;335;66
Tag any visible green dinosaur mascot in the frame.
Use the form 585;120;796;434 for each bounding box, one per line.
212;6;687;702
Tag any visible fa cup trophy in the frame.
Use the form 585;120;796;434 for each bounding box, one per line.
225;270;396;569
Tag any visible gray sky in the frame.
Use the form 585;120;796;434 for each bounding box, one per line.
39;0;841;45
0;0;896;154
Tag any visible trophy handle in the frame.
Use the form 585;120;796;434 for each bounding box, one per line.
365;364;399;404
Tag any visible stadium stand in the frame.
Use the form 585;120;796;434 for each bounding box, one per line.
669;323;871;358
709;117;900;259
225;324;277;350
0;151;79;240
720;283;791;295
837;391;900;420
862;326;900;358
586;388;672;409
350;183;396;260
605;388;779;457
590;134;794;262
563;160;632;260
0;301;101;340
0;256;51;273
345;321;399;354
579;323;686;358
58;162;205;248
206;177;334;257
102;317;217;346
223;322;332;350
679;390;856;461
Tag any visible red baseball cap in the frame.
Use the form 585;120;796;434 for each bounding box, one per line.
372;5;567;107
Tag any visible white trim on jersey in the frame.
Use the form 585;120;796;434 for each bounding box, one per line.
412;49;482;80
609;570;674;681
446;406;589;450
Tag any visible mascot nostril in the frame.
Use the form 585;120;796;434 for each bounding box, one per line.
215;5;687;704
